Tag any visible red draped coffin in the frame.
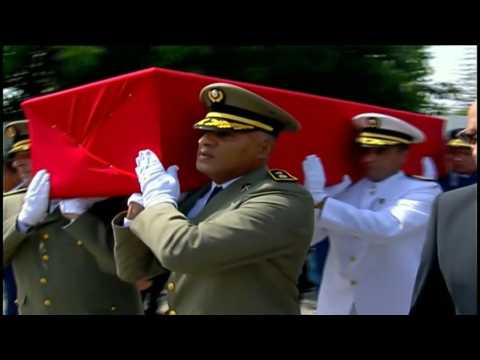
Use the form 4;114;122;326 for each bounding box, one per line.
21;67;446;198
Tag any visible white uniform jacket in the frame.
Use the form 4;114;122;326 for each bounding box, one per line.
313;171;441;315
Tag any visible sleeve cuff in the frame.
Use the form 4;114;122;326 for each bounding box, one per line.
16;219;32;234
123;217;133;228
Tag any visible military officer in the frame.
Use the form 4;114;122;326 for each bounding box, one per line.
438;127;477;191
3;120;143;315
113;83;315;315
3;120;25;315
302;113;442;315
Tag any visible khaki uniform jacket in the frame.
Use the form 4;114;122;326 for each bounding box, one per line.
113;167;314;315
410;184;477;315
3;190;143;315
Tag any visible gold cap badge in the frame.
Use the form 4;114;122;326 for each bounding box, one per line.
367;117;380;128
5;126;17;139
207;88;225;103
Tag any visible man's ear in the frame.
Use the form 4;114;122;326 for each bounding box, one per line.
256;134;275;160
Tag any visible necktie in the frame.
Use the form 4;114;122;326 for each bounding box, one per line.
205;186;223;205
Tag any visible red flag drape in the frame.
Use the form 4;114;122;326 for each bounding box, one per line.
21;67;446;198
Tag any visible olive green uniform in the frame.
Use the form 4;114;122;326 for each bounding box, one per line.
113;167;314;315
3;190;143;315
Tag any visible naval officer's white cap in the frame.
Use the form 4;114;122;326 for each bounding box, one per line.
352;112;425;147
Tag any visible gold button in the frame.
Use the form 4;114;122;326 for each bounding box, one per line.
44;299;52;307
111;306;117;311
350;256;357;262
167;282;175;292
350;280;358;286
168;309;177;315
40;277;48;285
42;255;49;262
42;233;49;240
76;240;83;246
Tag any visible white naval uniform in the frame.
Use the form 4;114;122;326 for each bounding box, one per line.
313;171;442;315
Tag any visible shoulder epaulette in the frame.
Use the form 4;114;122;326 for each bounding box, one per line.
407;175;437;182
268;169;298;182
3;187;27;197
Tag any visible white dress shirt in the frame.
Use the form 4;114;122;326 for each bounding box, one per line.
187;177;240;219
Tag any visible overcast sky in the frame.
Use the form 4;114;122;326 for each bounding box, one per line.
426;45;477;112
427;45;477;84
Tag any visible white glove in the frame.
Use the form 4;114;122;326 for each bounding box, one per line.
18;169;50;227
59;197;106;216
135;149;180;208
325;175;352;197
127;193;144;207
302;154;327;203
421;156;438;179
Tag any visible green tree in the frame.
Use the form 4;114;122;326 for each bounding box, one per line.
3;45;461;122
3;45;58;121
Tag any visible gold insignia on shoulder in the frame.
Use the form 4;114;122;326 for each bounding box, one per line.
268;169;298;182
367;117;380;128
5;126;17;139
208;88;225;103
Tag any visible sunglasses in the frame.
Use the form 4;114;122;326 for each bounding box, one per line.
456;129;477;145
